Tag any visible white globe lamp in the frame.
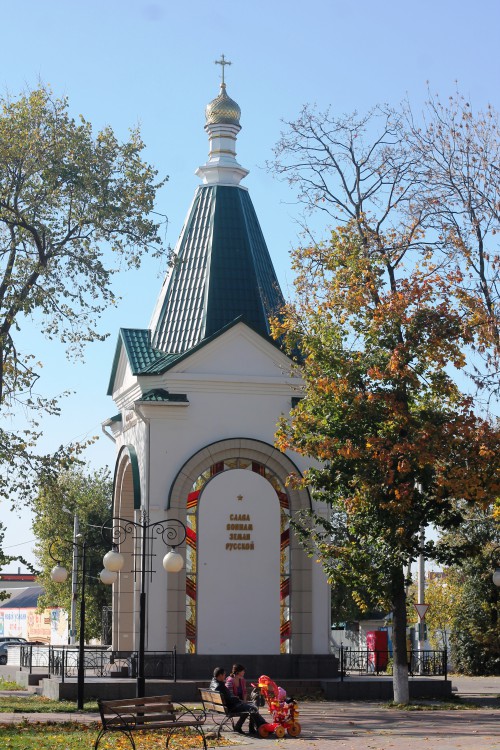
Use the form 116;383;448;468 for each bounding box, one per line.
493;568;500;588
103;548;125;573
162;549;184;573
51;564;68;583
100;568;118;585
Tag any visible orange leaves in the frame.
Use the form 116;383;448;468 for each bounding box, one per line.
337;441;362;460
273;219;500;556
312;437;340;462
366;366;386;381
387;345;411;377
396;458;411;476
315;375;339;394
479;445;496;459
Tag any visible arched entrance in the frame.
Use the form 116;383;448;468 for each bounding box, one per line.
111;445;141;651
167;438;312;655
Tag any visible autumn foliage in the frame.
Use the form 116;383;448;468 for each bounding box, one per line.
271;223;500;700
271;91;500;700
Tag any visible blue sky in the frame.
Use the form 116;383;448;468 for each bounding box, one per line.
1;0;499;567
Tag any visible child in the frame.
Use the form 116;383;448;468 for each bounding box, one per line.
277;686;295;705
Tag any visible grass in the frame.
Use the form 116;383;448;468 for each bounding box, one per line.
0;722;233;749
0;678;24;691
0;695;98;713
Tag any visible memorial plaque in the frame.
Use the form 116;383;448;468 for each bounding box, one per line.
197;469;281;654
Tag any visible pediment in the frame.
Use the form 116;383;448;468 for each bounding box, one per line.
166;322;295;379
110;344;135;396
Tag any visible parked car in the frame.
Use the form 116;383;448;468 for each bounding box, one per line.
0;637;27;664
0;636;27;643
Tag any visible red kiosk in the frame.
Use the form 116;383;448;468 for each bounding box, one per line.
366;630;389;672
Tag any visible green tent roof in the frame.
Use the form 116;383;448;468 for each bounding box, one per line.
151;184;285;353
107;183;286;395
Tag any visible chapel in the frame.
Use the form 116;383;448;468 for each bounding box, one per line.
104;64;332;675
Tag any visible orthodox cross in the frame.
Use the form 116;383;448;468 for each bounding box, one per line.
215;54;231;85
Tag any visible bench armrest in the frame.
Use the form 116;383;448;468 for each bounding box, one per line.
173;702;205;724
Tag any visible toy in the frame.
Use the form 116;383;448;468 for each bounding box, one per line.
254;674;301;738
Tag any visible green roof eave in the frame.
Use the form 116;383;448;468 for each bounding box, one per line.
139;351;184;375
142;315;288;377
138;388;189;403
108;318;292;395
107;328;165;395
107;335;124;396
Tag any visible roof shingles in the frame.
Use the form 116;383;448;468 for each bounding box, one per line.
107;183;286;395
151;184;284;354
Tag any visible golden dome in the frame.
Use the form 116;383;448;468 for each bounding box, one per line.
205;83;241;126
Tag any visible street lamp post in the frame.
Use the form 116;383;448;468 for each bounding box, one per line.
101;510;186;697
492;545;500;588
49;538;88;710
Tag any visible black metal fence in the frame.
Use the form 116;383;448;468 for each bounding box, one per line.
337;646;448;680
19;644;177;682
101;606;112;646
20;644;48;671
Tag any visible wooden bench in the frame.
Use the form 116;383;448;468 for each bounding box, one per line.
94;694;207;750
198;688;249;738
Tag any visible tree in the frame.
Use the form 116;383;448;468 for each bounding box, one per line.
331;567;381;627
435;506;499;674
32;468;112;641
406;92;500;398
271;223;500;702
271;95;500;401
0;85;166;505
450;563;499;675
271;97;500;701
419;573;462;651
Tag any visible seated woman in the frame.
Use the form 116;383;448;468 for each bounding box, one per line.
210;666;266;735
225;663;248;702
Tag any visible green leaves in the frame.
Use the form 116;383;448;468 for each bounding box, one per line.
436;509;500;674
274;222;500;699
273;91;500;701
0;84;167;399
0;84;167;505
32;467;112;641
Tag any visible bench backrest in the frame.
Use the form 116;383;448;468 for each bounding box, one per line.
99;694;175;727
199;688;229;715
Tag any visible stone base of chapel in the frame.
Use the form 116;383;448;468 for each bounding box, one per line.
176;652;339;680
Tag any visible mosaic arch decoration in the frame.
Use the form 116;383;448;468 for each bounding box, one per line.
185;457;291;653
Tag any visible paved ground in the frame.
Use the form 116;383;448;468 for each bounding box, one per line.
0;675;498;750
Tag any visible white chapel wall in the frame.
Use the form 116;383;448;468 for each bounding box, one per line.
111;326;331;655
196;469;280;654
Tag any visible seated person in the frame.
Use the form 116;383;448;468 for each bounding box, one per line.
225;663;248;701
210;666;266;735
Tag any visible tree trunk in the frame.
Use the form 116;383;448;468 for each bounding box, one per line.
391;565;409;703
